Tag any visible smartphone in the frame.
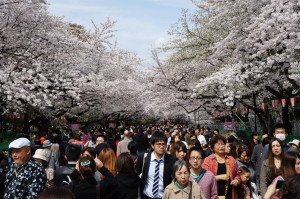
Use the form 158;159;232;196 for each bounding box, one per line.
276;180;285;189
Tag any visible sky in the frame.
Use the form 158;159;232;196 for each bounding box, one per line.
47;0;196;66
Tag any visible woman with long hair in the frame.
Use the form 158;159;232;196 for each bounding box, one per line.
264;151;298;199
169;135;183;154
281;151;297;179
171;141;188;162
113;153;141;199
260;138;284;197
98;148;116;179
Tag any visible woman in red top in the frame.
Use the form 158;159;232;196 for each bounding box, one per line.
202;135;240;199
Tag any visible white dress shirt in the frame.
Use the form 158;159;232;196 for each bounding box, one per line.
143;152;165;198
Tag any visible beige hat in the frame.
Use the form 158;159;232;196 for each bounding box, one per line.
289;139;300;147
33;149;47;161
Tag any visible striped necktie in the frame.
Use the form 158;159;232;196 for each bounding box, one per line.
152;159;162;197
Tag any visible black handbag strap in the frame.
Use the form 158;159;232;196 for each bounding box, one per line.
189;182;193;199
96;181;101;199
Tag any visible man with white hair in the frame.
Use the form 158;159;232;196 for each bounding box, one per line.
4;137;47;198
117;129;132;156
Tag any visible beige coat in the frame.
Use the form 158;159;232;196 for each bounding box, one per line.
162;180;206;199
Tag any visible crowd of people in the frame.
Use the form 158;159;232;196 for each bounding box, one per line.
0;123;300;199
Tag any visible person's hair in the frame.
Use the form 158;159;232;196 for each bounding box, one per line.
65;144;82;161
171;160;190;179
273;123;285;132
189;139;201;148
231;139;242;159
116;152;136;174
281;174;300;199
37;187;75;199
281;151;297;179
262;136;272;147
267;138;284;178
97;135;107;142
127;141;138;155
78;156;96;179
98;148;116;177
209;134;226;152
227;135;237;144
171;141;188;161
251;132;258;138
82;147;96;158
236;166;252;199
173;135;183;142
213;129;219;133
150;131;167;146
237;145;250;161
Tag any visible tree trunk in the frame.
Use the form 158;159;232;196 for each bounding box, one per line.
282;106;292;135
22;113;30;133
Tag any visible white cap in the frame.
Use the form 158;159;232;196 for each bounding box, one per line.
33;149;47;161
289;139;300;147
9;138;31;149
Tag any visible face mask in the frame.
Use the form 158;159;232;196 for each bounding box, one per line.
275;133;286;141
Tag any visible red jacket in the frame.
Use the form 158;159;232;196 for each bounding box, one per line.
202;153;240;199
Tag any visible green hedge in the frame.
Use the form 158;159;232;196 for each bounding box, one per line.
0;132;18;151
0;140;12;151
0;132;18;141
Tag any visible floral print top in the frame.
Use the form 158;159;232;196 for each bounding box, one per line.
4;158;47;199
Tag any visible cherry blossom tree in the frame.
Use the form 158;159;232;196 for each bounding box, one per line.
146;0;300;132
0;0;144;131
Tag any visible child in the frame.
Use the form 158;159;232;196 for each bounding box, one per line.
236;166;258;199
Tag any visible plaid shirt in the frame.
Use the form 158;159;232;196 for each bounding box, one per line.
202;153;240;199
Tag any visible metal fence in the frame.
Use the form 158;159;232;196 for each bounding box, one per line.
194;121;300;136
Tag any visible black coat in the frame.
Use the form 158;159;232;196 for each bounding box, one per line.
53;164;76;186
112;173;141;199
133;133;149;152
136;152;177;193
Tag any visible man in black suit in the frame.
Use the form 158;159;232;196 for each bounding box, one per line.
136;131;177;199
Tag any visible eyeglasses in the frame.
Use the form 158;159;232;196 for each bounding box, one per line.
155;143;166;147
189;157;203;161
